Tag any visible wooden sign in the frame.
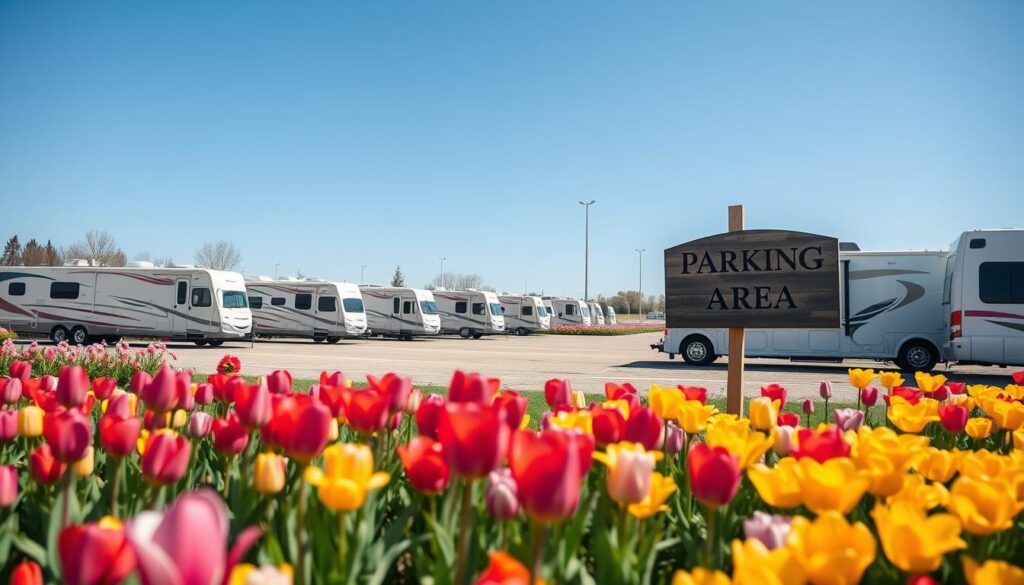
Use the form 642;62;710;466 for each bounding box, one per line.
664;229;840;329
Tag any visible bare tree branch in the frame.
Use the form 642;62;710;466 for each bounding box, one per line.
63;231;127;267
194;241;242;271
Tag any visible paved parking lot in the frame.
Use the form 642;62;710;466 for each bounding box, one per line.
163;333;1016;401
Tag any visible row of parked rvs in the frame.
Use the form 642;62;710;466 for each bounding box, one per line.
0;265;615;345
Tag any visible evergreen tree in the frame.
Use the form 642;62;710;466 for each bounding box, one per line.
1;235;21;265
22;239;44;266
390;265;405;287
44;240;61;266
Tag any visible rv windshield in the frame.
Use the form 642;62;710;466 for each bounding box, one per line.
581;307;591;318
537;305;548;316
489;303;503;315
221;291;248;309
419;301;439;315
343;298;364;313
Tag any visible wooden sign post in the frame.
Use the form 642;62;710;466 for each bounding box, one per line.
726;205;745;415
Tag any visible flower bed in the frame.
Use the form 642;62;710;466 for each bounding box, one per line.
0;339;175;386
540;323;664;335
0;327;16;341
0;358;1022;584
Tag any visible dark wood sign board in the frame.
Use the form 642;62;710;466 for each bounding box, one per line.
664;229;841;329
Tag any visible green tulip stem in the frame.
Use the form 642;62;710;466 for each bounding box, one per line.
295;469;310;585
338;510;348;576
529;521;548;585
454;480;474;585
222;455;234;502
110;456;123;518
61;468;74;529
703;505;717;569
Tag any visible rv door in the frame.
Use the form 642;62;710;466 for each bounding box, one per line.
171;279;189;337
316;286;338;335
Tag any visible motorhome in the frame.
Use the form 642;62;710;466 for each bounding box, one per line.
944;229;1024;367
0;263;251;345
245;279;367;343
604;305;618;325
653;249;948;371
546;297;592;327
358;286;441;339
498;295;550;335
588;302;606;325
433;289;506;338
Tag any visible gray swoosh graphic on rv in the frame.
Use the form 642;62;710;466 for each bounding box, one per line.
986;320;1024;333
111;296;217;326
848;269;929;280
0;272;55;282
891;280;925;310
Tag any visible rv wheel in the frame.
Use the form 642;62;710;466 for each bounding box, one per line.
472;333;484;339
897;340;938;372
70;326;89;345
206;340;224;347
194;340;208;346
326;336;341;344
516;327;530;336
681;335;715;366
459;328;472;338
50;326;69;344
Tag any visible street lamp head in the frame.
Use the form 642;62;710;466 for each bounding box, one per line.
578;199;596;206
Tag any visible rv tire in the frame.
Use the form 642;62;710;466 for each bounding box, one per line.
70;326;89;345
326;336;341;344
206;340;224;347
472;333;483;339
897;340;938;372
516;327;530;336
459;328;472;338
194;340;208;346
680;335;715;366
50;326;70;344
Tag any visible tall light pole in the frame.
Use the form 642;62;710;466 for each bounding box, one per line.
635;248;645;317
524;278;529;294
274;263;282;280
578;200;596;301
360;264;366;284
439;257;447;289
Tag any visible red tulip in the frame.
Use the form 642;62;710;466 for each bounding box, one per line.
1;376;23;404
174;373;194;411
777;412;800;427
234;380;272;428
1012;370;1024;386
216;354;241;375
474;551;530;585
129;370;152;393
59;522;136;585
438;402;510;479
415;394;446;439
9;560;42;585
687;442;740;508
142;366;178;412
320;370;345;388
43;407;92;462
388;412;403;431
907;576;939;585
369;372;413;413
40;375;57;392
206;373;236;403
801;399;815;415
508;429;590;522
494;391;528;430
33;389;60;413
760;384;787;409
623;406;663;451
212;412;250;455
56;365;90;408
317;384;345;417
8;360;32;381
340;387;390;434
99;413;142;458
591;405;626;446
947;382;966;395
261;394;331;462
938;403;969;434
397;436;451;494
264;370;292;395
886;386;922;406
860;386;879;407
679;385;707;404
30;444;66;485
141;430;191;485
0;465;17;507
193;382;214;405
605;382;637;401
449;370;499;405
91;377;117;401
543;378;573;409
790;426;850;463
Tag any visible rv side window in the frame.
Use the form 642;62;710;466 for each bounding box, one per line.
522;305;533;316
343;298;364;313
403;300;415;314
176;282;188;305
979;262;1024;304
271;297;286;306
8;282;25;296
318;296;337;312
969;238;986;249
472;303;485;315
455;301;467;314
393;298;401;313
249;297;264;309
295;294;312;310
50;282;80;300
565;304;574;316
942;255;956;304
191;288;212;307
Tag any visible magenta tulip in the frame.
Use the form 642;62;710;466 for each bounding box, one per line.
1;376;23;404
56;366;89;407
0;465;17;507
142;367;178;412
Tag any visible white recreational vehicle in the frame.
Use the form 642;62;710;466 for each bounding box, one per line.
546;297;592;327
359;286;441;340
944;229;1024;367
604;305;618;325
498;295;550;335
588;302;606;325
0;264;251;345
245;279;367;343
653;249;949;371
433;290;506;338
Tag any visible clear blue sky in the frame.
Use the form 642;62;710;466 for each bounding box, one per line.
1;1;1021;298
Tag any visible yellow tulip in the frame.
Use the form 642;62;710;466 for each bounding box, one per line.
786;512;875;585
878;371;904;391
947;393;975;411
956;449;1013;481
965;417;993;440
593;442;661;506
947;477;1018;535
676;400;718;434
254;452;286;495
851;426;928;497
1006;384;1024;400
705;423;773;470
73;446;95;477
1014;429;1024;451
886;473;949;510
137;429;150;455
671;568;730;585
229;563;293;585
748;397;777;431
793;457;869;515
571;390;587;409
914;447;957;483
304;443;390;511
627;472;677;519
872;501;965;574
731;538;805;585
848;368;875;390
170;409;187;429
987;399;1024;431
914;371;947;393
963;557;1024;585
748;458;803;509
329;418;340;441
649;385;684;420
602;399;631;419
548;410;593;435
887;396;940;433
17;405;43;438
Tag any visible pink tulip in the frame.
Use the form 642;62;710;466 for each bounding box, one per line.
833;408;864;431
743;511;792;550
106;393;135;418
176;375;195;411
141;431;191;485
128;489;261;585
43;407;93;462
0;465;17;507
860;387;879;408
773;425;796;456
818;380;832;400
234;380;272;428
8;360;32;381
266;370;293;395
486;469;519;519
0;410;17;443
802;399;815;415
56;366;89;407
130;370;152;393
188;412;213;438
194;383;214;405
1;376;23;404
664;421;685;455
142;367;178;412
41;375;57;391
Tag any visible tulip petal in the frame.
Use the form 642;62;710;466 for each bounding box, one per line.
222;526;263;585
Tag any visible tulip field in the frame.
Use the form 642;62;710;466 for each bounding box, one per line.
1;341;1023;585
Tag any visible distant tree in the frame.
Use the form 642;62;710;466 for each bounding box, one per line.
426;272;488;290
133;251;153;262
153;256;174;267
391;266;406;287
295;270;307;280
64;231;127;267
44;241;62;266
194;241;242;271
1;235;21;265
656;294;666;312
22;239;45;265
